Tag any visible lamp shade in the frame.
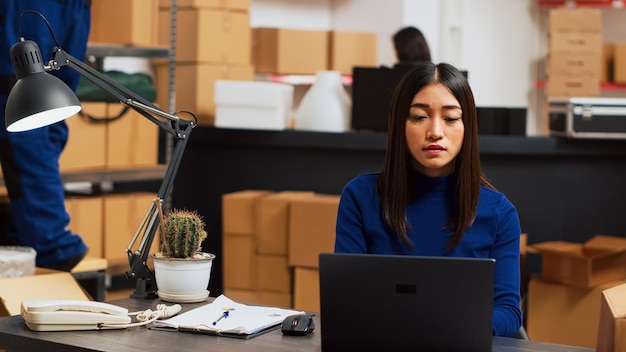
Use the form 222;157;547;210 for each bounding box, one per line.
5;40;81;132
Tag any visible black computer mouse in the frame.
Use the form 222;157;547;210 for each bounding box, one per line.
281;313;315;336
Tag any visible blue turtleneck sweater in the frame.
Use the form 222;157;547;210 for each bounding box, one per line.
334;172;522;337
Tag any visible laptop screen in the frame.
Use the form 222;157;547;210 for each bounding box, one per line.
318;253;494;352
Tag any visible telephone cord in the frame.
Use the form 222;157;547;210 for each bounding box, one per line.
100;303;182;328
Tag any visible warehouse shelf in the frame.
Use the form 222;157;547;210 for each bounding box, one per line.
537;0;625;7
537;0;624;8
535;80;626;91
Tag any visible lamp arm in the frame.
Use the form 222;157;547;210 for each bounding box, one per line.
48;46;197;299
49;47;180;135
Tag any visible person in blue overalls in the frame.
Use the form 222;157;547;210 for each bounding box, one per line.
0;0;91;271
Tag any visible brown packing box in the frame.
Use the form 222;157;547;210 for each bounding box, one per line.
548;32;602;54
106;104;159;168
255;191;315;256
103;193;160;263
597;283;626;352
288;194;339;268
529;235;626;288
222;235;256;290
65;196;104;258
59;102;107;172
545;72;600;97
328;31;378;76
158;0;250;10
252;28;329;75
223;288;292;308
612;43;626;84
222;190;272;236
526;276;626;349
548;8;602;34
158;8;251;64
154;62;254;126
293;267;320;312
90;0;159;47
255;254;292;293
0;268;90;317
547;52;602;75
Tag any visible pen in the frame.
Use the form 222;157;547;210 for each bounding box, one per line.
212;310;229;326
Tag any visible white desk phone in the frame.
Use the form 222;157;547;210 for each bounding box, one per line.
20;299;182;331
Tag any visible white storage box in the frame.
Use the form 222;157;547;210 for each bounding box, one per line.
214;80;294;130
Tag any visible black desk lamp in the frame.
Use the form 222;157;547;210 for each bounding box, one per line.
5;11;197;299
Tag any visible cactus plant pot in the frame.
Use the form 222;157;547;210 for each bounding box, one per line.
152;252;216;303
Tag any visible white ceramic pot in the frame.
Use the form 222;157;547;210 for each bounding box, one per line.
152;252;216;303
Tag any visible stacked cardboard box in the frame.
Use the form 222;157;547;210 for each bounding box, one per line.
60;102;160;172
155;0;254;125
545;8;602;97
222;190;339;311
288;194;339;312
252;28;377;76
90;0;160;47
221;190;294;308
527;235;626;348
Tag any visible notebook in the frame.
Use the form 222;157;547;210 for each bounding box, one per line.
318;253;495;352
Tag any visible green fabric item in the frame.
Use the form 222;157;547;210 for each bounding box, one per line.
75;70;156;103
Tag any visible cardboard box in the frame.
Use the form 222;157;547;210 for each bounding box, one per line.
154;63;254;126
547;52;602;75
65;196;104;258
103;193;160;263
328;31;377;76
214;80;295;130
613;43;626;84
223;288;292;308
90;0;159;47
252;28;329;75
530;235;626;288
0;268;90;316
159;0;250;11
255;191;315;255
158;8;250;64
222;190;272;236
106;104;159;168
256;254;292;293
548;8;602;34
59;103;107;172
597;283;626;352
526;276;626;348
548;32;602;54
222;235;256;290
602;43;615;83
288;194;339;268
545;72;600;97
293;267;319;312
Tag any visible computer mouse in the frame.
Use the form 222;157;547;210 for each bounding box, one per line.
281;313;315;336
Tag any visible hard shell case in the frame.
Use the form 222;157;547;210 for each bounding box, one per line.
548;97;626;139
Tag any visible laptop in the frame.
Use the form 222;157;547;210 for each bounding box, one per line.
318;253;495;352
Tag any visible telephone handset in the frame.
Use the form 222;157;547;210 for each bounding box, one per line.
21;299;131;331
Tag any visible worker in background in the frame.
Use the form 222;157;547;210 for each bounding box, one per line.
0;0;90;271
392;26;432;66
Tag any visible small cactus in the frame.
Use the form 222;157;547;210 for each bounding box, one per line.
159;209;207;258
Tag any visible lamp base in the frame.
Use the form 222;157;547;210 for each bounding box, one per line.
130;277;158;299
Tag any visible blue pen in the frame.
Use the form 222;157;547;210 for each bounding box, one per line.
212;310;229;326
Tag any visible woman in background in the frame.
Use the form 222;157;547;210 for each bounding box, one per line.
392;26;432;64
334;62;522;337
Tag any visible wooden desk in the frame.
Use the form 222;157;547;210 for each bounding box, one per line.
0;298;594;352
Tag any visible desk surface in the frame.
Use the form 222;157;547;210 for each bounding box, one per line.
0;298;594;352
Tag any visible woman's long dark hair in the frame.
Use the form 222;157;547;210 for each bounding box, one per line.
393;26;431;63
376;62;493;250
